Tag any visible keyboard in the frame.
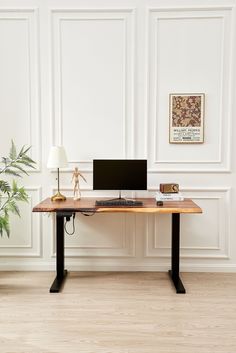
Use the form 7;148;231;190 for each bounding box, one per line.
95;199;143;207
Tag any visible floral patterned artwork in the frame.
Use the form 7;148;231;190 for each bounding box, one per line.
172;95;202;127
169;93;204;143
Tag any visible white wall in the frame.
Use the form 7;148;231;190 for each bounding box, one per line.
0;0;236;272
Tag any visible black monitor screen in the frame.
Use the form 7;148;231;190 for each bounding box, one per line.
93;159;147;190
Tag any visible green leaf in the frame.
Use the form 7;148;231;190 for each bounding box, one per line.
9;140;17;160
17;159;33;167
20;190;28;202
12;180;18;193
7;200;20;217
0;215;10;237
18;145;25;157
1;157;9;164
17;159;35;169
0;180;11;194
21;155;36;165
10;163;29;175
5;169;21;177
14;186;28;202
21;146;31;156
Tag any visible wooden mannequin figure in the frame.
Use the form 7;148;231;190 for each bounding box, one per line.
71;167;87;200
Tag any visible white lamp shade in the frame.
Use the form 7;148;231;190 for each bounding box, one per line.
47;146;68;169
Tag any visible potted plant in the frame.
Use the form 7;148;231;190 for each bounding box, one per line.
0;141;36;236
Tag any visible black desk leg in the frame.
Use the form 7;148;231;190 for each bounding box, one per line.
50;212;71;293
168;213;186;294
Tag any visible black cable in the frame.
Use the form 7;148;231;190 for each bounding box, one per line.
64;211;96;236
64;213;75;235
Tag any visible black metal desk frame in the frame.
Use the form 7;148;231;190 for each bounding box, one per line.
50;211;185;294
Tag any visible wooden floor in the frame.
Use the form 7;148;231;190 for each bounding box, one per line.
0;272;236;353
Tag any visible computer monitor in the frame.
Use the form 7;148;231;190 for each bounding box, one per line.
93;159;147;191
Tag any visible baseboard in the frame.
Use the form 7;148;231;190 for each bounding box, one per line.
0;262;236;272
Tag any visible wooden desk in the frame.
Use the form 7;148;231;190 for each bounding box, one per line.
33;198;202;294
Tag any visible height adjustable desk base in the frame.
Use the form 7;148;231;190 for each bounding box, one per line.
49;211;72;293
50;270;68;293
32;198;202;294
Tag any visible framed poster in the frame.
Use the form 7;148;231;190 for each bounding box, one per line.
169;93;205;143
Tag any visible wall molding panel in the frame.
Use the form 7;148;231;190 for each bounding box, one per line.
145;188;231;259
0;187;42;257
0;9;41;171
51;9;135;171
147;6;234;172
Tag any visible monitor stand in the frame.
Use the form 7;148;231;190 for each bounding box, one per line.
118;190;124;200
95;191;141;206
108;190;126;201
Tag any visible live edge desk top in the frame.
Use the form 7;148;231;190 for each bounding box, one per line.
32;198;202;294
33;197;202;214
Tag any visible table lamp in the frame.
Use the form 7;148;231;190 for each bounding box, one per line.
47;146;68;201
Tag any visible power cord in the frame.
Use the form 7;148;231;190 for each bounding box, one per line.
64;213;76;235
64;211;96;236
